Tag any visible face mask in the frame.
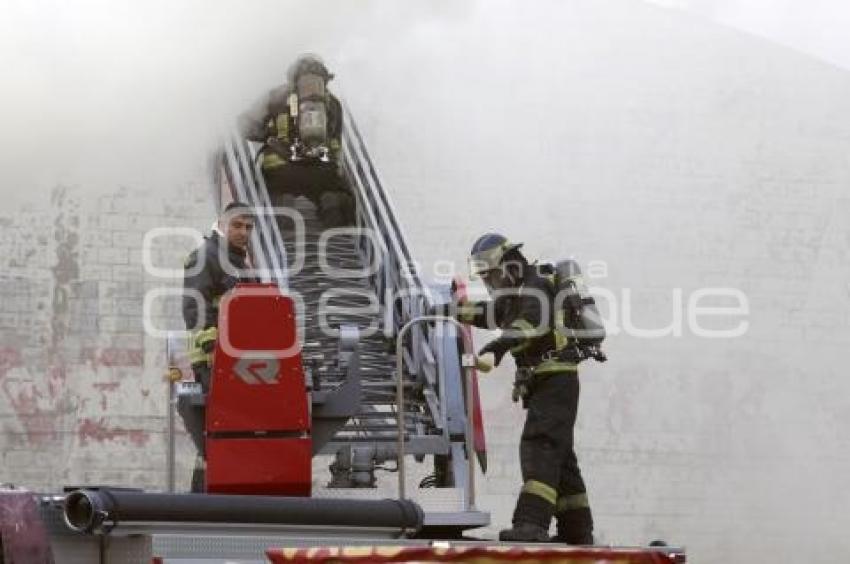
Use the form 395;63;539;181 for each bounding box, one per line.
480;267;515;294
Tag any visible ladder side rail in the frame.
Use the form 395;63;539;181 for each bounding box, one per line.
341;133;414;338
340;143;392;281
222;140;273;282
238;136;291;289
341;116;421;295
223;136;278;284
341;126;422;321
341;115;450;437
343;104;420;285
341;132;438;430
229;131;287;287
340;138;416;436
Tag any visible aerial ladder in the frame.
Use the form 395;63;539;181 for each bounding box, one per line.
0;98;684;564
207;102;489;529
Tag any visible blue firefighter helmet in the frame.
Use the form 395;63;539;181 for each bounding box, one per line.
469;233;523;275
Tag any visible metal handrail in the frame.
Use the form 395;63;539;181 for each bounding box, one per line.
165;332;178;493
222;132;289;288
340;116;448;431
342;104;421;285
395;316;476;511
340;108;430;321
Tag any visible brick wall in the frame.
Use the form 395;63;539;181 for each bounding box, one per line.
0;185;212;492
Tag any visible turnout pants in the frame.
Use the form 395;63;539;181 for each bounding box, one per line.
176;364;211;455
513;370;593;543
176;364;211;491
264;164;355;227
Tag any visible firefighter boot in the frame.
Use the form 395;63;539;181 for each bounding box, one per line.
500;489;555;542
499;522;550;542
318;190;353;228
552;507;594;545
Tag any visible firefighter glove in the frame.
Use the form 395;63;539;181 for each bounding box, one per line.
478;341;508;367
165;367;183;383
197;326;218;354
476;352;496;373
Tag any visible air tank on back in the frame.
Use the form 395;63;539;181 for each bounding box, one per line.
554;259;606;348
296;72;328;149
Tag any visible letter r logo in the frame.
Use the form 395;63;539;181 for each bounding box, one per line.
234;357;280;385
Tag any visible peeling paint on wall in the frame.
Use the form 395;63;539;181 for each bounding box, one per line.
77;417;151;448
0;184;210;490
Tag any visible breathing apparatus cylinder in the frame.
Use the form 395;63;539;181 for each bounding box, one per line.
295;72;328;148
554;259;606;348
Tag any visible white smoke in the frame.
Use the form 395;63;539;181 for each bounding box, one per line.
645;0;850;71
1;1;848;562
0;0;473;206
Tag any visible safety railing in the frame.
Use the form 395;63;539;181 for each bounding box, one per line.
221;130;290;289
395;316;477;511
340;107;480;499
340;108;449;433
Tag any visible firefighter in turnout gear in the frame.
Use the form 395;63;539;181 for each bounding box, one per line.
179;201;257;491
239;54;354;227
442;233;596;544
